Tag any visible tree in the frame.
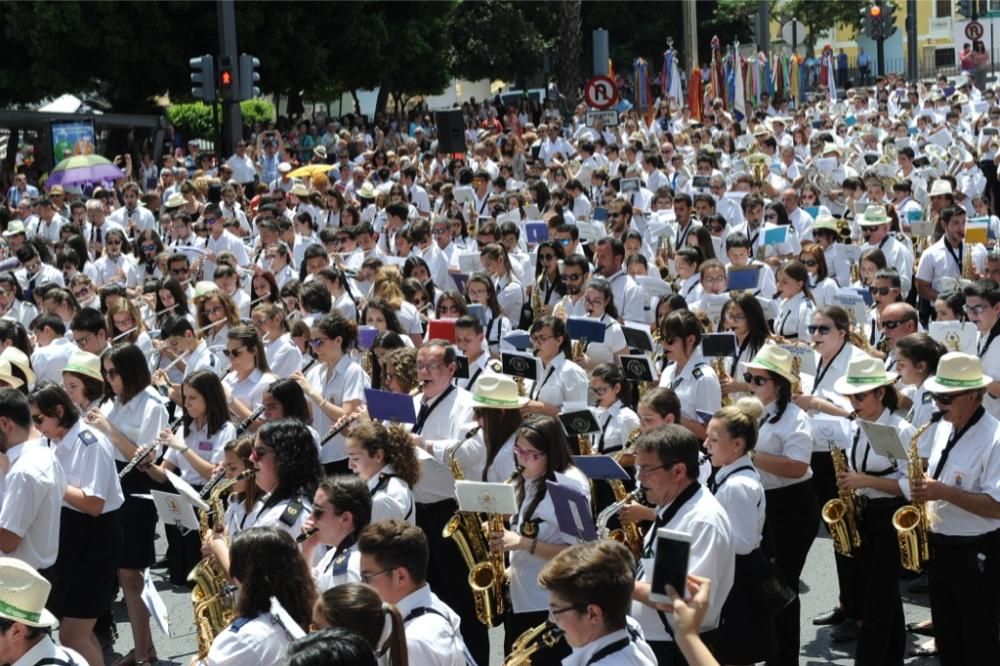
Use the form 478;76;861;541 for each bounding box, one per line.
778;0;869;57
449;1;549;89
556;0;583;101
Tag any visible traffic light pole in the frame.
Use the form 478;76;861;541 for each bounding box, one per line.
876;36;885;77
217;0;242;157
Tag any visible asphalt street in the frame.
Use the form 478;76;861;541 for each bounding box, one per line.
102;525;939;665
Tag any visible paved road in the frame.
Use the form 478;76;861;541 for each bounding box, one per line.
103;525;939;665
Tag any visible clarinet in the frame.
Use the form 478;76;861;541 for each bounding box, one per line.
319;412;362;447
296;527;318;544
118;417;183;478
235;405;265;435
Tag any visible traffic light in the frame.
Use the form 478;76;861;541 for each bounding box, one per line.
239;54;261;100
190;55;215;102
958;0;985;19
218;55;235;100
867;4;884;40
881;2;897;38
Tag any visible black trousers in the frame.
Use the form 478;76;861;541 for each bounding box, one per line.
855;498;906;666
647;631;717;666
928;531;1000;666
503;610;570;662
981;159;1000;215
763;481;819;666
416;498;489;666
811;451;861;618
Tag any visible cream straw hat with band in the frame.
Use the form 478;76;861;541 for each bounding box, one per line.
924;352;992;394
834;357;898;396
0;557;58;628
471;374;529;409
63;350;103;383
744;345;798;386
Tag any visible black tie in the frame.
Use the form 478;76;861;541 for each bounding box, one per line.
706;466;720;494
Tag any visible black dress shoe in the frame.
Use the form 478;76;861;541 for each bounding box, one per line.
830;619;860;643
906;621;935;636
908;572;929;593
910;644;938;657
812;607;846;626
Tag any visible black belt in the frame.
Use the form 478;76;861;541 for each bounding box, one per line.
929;529;1000;547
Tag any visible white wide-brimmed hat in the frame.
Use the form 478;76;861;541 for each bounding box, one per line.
0;557;58;627
62;350;103;382
924;352;992;394
745;345;798;386
471;374;529;409
834;357;898;395
857;204;890;227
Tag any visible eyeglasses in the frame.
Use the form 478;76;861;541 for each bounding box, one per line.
222;347;248;359
514;444;545;461
103;367;119;379
309;337;329;348
539;254;556;262
807;324;832;335
591;385;612;395
416;361;446;372
869;286;896;296
608;213;623;219
205;218;217;225
584;297;605;307
549;603;586;620
530;334;554;345
635;462;671;476
141;244;157;253
311;506;326;519
557;239;571;246
965;303;990;316
799;259;818;267
205;305;225;316
742;372;772;386
360;567;396;584
881;319;906;330
73;288;90;299
30;414;45;425
703;276;727;284
560;273;583;282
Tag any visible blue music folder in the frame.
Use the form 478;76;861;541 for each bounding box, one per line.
567;317;607;343
358;326;378;350
525;222;548;243
452;272;470;295
364;388;417;424
763;225;788;246
727;266;760;291
546;480;597;541
503;331;533;351
573;455;630;481
467;303;489;329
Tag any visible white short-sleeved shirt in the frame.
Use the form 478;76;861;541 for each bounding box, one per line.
977;324;1000;420
367;464;416;525
774;292;814;341
756;401;814;489
916;238;987;294
413;389;477;503
397;584;467;666
396;300;425;337
184;341;222;378
202;614;292;666
313;539;361;592
223;496;252;539
164;421;236;486
265;334;303;378
483;314;512;356
529;352;589;409
31;337;76;387
224;368;277;415
494;275;525;324
11;636;87;666
0;442;67;568
657;351;721;423
509;467;591;612
484;432;517;484
848;409;911;499
106;387;169;464
245;494;312;539
305;355;370;463
584;314;628;365
53;421;125;513
708;454;765;555
592;401;641;455
562;623;656;666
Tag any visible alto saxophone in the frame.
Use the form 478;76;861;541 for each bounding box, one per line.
531;273;544;321
596;487;643;559
821;445;863;557
963;245;974;280
892;414;942;572
711;356;733;407
441;426;507;627
504;621;565;666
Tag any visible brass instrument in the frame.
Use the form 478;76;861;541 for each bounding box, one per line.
892;414;942;572
531;274;544;321
711;356;733;407
504;621;565;666
441;426;507;627
963;244;974;280
821;445;862;557
596;487;643;558
191;469;253;658
362;350;373;378
845;308;873;355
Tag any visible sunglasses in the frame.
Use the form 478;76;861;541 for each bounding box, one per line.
869;286;895;296
799;259;818;267
742;372;772;386
141;244;157;253
881;319;905;330
930;389;978;405
31;414;45;425
221;347;248;359
807;324;832;335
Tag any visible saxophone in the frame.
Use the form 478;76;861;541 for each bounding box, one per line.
820;445;862;557
597;487;643;559
191;469;253;658
504;621;565;666
892;414;942;572
711;356;733;407
531;273;544;321
441;426;506;627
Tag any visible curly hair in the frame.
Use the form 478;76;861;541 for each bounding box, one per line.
384;348;417;394
230;527;316;631
195;290;239;330
257;418;322;509
346;421;421;488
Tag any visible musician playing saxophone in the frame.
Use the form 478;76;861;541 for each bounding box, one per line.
488;416;589;663
833;358;915;666
537;541;656;665
907;353;1000;665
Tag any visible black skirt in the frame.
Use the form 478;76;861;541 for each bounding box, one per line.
116;460;158;569
714;548;779;663
49;507;123;619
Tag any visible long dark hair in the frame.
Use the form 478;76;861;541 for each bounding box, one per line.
476;407;523;481
720;292;771;353
346;421;421;488
230;527;316;631
515;415;574;525
314;584;407;666
181;370;231;438
104;343;151;404
266;378;312;422
258;418;322;509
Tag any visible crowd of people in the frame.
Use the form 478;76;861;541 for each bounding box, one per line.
0;62;1000;666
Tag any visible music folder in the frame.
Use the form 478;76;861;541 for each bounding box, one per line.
547;480;597;541
559;409;601;437
501;351;541;380
364;388;417;424
567;317;607;344
573;455;630;481
620;354;655;383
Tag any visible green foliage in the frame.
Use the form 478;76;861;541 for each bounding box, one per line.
166;100;274;139
778;0;869;54
449;1;553;84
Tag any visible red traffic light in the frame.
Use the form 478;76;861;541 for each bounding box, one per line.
220;70;233;87
869;5;881;16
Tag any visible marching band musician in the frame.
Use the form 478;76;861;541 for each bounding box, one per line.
630;424;735;665
703;397;777;664
590;363;640;457
577;278;628;370
554;254;591;319
916;206;987;306
221;324;279;429
833;358;915;666
773;261;815;341
907;353;1000;665
311;583;409;666
465;272;511;357
299;475;372;593
480;243;524;324
202;436;259;577
250;303;303;378
538;540;656;665
193;289;240;375
533;240;567;318
196;527;316;666
656;309;721;440
152;315;222;403
453;315;501;392
470;374;524;483
345;421;419;525
261;378;322;450
894;333;946;458
146;370;236;584
523;316;589;417
404;339;486;665
963;279;1000;419
490;415;590;662
29;382;124;666
293;313;369;475
743;345;817;666
718;293;772;400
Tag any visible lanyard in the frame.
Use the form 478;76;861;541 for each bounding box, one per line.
944;238;964;272
932;407;985;480
412;385;455;435
811;342;847;395
530;365;557;400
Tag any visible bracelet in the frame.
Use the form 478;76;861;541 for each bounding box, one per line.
528;538;537;555
181;446;190;455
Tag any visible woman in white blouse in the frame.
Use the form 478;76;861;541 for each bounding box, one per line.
800;243;839;308
833;358;915;666
657;309;721;440
299;475;370;593
83;343;168;666
719;292;772;402
204;435;260;578
251;303;303;378
895;333;946;458
344;421;419;525
490;416;588;663
194;289;240;375
466;273;511;357
743;345;818;666
222;324;279;432
480;243;524;324
577;278;627;370
106;299;154;356
470;374;525;484
774;260;815;342
370;266;423;346
523;317;589;418
704;397;778;664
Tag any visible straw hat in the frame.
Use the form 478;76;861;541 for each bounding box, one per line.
928;179;954;197
289;183;310;198
924;352;992;394
834;357;898;395
277;162;292;174
3;222;26;237
857;204;889;227
0;358;22;390
63;350;103;382
193;281;221;300
1;347;34;387
822;143;842;156
164;193;186;209
812;213;839;234
745;345;798;385
357;181;377;200
0;557;57;627
471;374;529;409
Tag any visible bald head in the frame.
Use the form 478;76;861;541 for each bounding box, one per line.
883;303;918;343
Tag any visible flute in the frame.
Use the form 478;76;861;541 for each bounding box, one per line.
160;349;190;374
112;325;139;342
247;292;271;310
